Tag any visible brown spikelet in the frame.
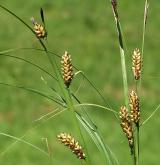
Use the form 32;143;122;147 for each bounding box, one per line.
111;0;118;19
132;48;142;80
31;17;47;39
119;106;134;150
61;51;74;88
129;90;140;125
57;133;86;160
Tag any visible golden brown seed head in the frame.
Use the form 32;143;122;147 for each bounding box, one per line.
132;48;142;80
119;106;134;148
31;17;47;39
129;90;140;124
57;133;86;160
61;51;74;88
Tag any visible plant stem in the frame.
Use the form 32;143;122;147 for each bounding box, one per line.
140;0;149;90
135;125;139;165
114;18;129;110
131;151;136;165
110;0;129;108
120;46;129;109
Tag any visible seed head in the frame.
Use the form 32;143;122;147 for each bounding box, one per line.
57;133;86;160
119;106;134;149
129;90;140;125
61;51;74;88
31;17;47;39
132;48;142;80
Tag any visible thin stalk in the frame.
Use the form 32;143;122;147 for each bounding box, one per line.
0;82;62;105
135;125;139;165
0;53;57;81
0;132;49;156
139;0;149;90
111;5;129;109
131;125;138;165
131;152;136;165
141;104;160;126
135;81;139;165
135;80;139;165
119;44;129;109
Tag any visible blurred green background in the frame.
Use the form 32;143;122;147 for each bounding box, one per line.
0;0;159;164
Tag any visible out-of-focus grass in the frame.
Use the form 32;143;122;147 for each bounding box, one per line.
0;0;159;164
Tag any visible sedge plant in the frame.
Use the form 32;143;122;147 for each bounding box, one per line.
0;0;159;165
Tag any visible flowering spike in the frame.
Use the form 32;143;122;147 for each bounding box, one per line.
31;17;47;39
119;106;134;152
57;133;86;160
61;51;74;88
132;48;142;80
129;90;140;125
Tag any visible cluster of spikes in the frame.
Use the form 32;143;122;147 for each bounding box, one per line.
119;90;140;152
119;106;134;150
61;51;74;88
57;133;86;160
31;10;74;88
119;48;141;152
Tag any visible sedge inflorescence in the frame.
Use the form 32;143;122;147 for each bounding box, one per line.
57;133;86;160
132;48;142;80
119;106;134;149
31;17;47;39
61;51;74;88
119;89;140;152
129;90;140;125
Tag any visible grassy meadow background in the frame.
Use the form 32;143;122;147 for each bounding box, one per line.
0;0;159;164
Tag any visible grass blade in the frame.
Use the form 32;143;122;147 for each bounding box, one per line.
77;113;119;165
0;82;62;105
139;0;149;89
0;132;49;156
141;104;160;126
0;53;57;81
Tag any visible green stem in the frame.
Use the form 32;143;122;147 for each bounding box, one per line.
131;152;136;165
140;0;149;90
115;18;129;109
67;89;92;165
132;125;139;165
135;125;139;165
131;123;139;165
120;46;129;109
135;75;139;165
